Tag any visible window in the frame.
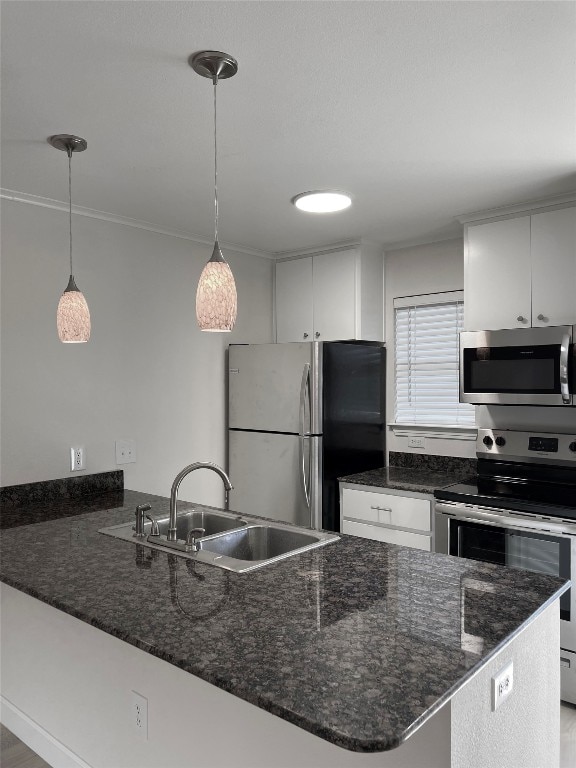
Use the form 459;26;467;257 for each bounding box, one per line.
394;291;475;427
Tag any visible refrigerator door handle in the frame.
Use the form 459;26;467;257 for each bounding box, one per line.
299;363;311;436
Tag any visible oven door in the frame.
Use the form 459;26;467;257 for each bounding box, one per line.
459;326;574;406
435;502;576;652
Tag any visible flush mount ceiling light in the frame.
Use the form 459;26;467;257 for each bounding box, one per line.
292;191;352;214
190;50;238;332
48;134;91;343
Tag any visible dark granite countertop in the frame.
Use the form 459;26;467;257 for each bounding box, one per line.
339;466;474;495
0;489;568;753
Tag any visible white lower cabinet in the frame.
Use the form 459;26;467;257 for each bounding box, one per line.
340;485;432;551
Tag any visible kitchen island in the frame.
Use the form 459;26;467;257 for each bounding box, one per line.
0;485;569;768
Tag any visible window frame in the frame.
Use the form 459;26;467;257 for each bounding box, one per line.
391;290;477;439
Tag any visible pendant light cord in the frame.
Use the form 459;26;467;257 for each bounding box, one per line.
68;147;73;276
213;75;219;244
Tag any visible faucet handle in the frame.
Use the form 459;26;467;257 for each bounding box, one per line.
145;513;160;537
185;527;206;552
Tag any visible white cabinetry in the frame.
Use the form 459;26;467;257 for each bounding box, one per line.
464;205;576;331
531;207;576;328
275;245;383;343
340;484;432;551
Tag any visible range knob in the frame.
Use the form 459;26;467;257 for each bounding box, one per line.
495;436;506;447
569;442;576;453
482;436;494;448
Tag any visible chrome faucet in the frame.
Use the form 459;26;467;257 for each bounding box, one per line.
167;462;233;541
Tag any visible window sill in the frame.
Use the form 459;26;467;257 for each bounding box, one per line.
388;423;478;441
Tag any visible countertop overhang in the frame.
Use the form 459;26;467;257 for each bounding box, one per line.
0;489;569;753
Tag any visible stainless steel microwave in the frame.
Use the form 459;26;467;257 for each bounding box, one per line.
460;326;575;406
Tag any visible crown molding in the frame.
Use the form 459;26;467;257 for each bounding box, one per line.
0;188;275;260
274;239;364;260
456;191;576;225
382;233;464;253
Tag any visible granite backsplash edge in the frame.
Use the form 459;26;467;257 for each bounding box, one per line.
389;452;477;475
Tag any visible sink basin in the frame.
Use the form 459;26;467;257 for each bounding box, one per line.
199;525;321;561
99;508;246;549
99;508;339;572
155;509;247;539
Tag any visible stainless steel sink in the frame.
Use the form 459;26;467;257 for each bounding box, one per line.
99;508;246;550
199;525;320;560
156;509;247;539
99;508;338;572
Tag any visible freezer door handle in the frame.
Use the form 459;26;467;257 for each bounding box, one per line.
299;434;311;511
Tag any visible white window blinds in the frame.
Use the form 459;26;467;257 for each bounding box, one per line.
394;293;475;427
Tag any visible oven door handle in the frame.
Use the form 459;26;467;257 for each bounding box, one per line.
436;503;576;537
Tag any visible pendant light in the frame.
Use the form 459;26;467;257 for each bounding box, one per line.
190;51;238;332
49;134;91;343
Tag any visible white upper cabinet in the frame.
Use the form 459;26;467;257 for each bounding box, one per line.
311;250;357;341
275;258;314;342
465;217;531;331
531;207;576;328
464;205;576;331
275;245;383;343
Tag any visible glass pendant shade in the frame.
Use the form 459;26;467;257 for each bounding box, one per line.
196;242;237;332
48;134;90;343
190;51;239;332
57;275;91;343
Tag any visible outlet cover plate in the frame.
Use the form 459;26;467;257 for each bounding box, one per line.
492;660;514;711
408;436;426;449
131;690;148;740
70;446;86;471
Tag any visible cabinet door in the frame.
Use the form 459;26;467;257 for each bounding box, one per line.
465;218;531;331
275;258;313;342
342;519;431;551
312;250;357;340
341;489;431;532
531;207;576;327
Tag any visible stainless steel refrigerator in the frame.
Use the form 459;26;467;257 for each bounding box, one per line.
228;341;385;532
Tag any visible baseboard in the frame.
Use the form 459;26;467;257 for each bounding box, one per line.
0;695;92;768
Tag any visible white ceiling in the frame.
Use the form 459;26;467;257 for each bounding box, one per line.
1;1;575;256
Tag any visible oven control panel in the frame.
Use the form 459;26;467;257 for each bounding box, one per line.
477;428;576;464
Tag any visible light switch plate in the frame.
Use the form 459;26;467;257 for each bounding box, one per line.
116;439;136;464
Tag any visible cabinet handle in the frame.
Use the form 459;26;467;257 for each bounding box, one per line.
370;506;392;513
315;331;320;338
516;316;527;323
303;333;309;339
537;313;549;323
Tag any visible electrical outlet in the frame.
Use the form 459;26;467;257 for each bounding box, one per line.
408;436;426;449
131;691;148;740
492;661;514;711
70;446;86;471
116;439;136;465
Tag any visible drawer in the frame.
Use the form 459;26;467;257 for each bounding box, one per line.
341;488;431;532
342;519;431;551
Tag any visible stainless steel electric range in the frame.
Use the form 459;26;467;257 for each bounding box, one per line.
434;428;576;704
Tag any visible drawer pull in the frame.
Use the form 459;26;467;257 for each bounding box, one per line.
370;506;392;513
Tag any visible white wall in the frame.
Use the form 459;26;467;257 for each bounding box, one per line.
0;200;274;503
384;238;476;459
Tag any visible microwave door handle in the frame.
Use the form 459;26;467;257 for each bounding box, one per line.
560;333;570;404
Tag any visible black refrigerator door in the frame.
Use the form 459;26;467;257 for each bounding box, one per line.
321;342;386;532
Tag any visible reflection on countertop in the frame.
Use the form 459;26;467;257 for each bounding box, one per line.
339;452;477;494
0;486;567;753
